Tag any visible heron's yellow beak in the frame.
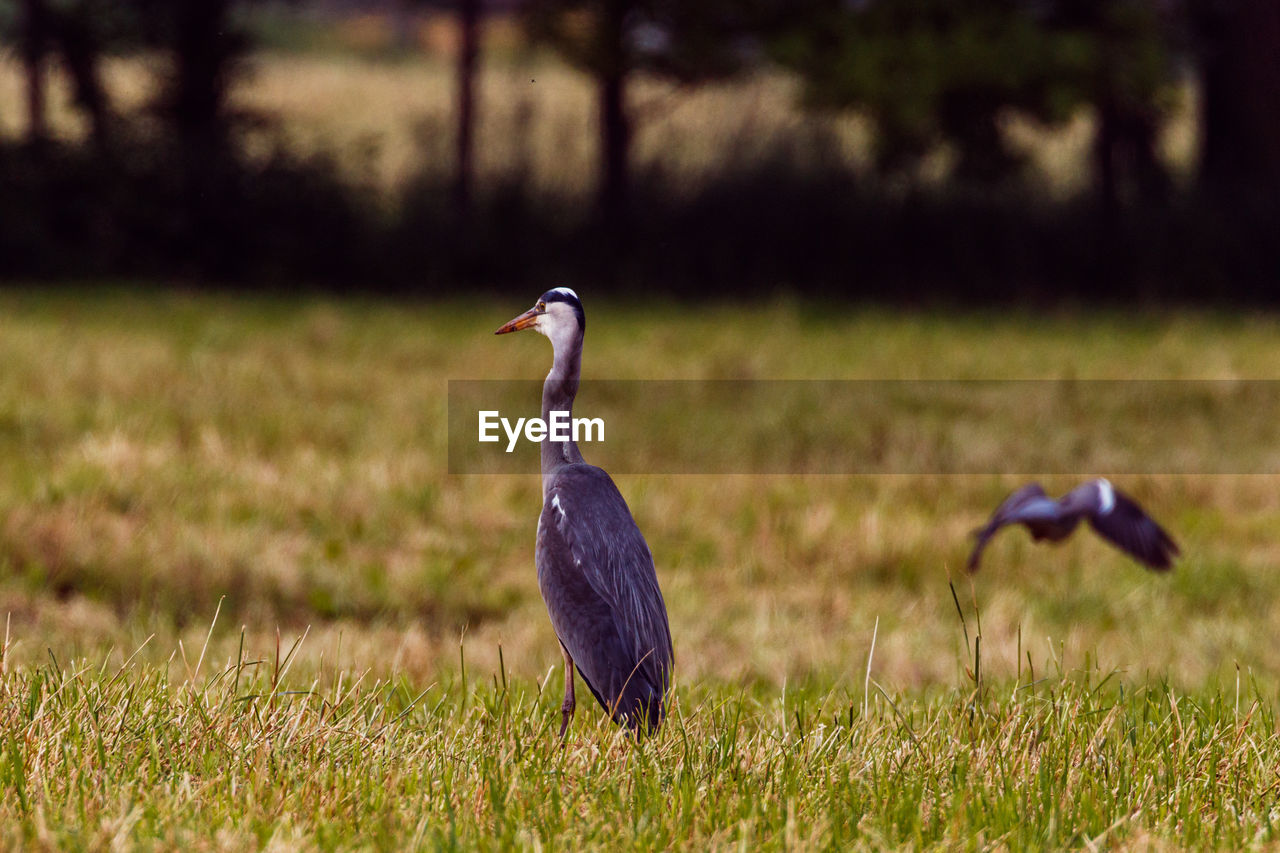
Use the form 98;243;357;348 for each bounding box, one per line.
495;306;542;335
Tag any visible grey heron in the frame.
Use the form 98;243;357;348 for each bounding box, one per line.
968;478;1179;572
495;288;674;737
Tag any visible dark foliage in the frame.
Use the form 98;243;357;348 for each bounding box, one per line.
525;0;765;222
771;0;1176;194
0;140;378;285
1191;0;1280;191
3;138;1276;303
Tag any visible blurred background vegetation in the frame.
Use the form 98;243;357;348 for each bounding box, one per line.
0;0;1276;300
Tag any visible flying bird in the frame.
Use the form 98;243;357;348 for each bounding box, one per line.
968;478;1179;572
496;288;674;737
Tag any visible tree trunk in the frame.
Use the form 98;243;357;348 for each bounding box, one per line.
597;0;632;230
54;11;112;151
162;0;240;273
391;0;416;53
20;0;49;148
1092;40;1120;222
1198;0;1280;190
170;0;235;157
454;0;480;218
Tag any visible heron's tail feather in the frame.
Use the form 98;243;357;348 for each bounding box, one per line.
609;651;668;735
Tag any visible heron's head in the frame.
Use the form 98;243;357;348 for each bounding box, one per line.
495;288;585;352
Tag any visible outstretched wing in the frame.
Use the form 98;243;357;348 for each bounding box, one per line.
536;463;674;731
967;482;1056;572
1087;488;1180;571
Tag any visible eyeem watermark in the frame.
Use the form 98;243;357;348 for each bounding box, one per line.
450;379;1280;474
478;410;605;452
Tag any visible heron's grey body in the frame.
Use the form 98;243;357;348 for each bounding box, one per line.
498;288;673;736
537;466;672;731
968;479;1179;572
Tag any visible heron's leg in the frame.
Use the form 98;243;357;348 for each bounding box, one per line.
558;642;576;739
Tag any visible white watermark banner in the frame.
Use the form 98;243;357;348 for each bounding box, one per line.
447;379;1280;475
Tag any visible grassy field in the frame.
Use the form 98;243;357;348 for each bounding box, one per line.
0;290;1279;847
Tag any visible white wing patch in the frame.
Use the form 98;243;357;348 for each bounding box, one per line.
548;492;577;563
1096;478;1116;515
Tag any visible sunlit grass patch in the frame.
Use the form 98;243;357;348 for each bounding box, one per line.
1;623;1278;849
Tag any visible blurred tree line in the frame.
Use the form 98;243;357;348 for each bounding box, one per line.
0;0;1276;299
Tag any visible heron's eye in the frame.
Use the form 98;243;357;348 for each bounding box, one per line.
537;301;546;311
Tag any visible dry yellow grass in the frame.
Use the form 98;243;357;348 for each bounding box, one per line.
0;51;1195;198
0;292;1275;708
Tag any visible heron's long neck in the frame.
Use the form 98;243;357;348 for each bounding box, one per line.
542;333;585;491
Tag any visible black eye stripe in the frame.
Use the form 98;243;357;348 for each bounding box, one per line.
540;291;579;306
